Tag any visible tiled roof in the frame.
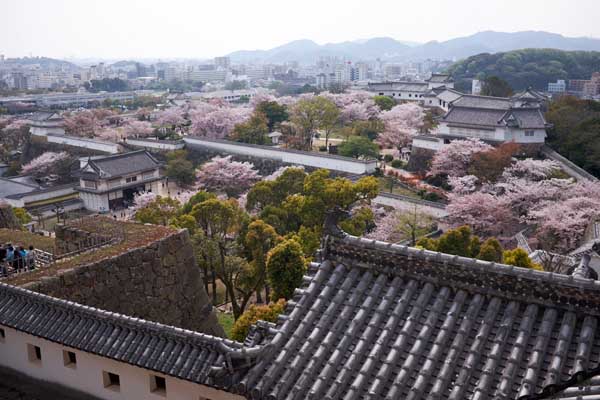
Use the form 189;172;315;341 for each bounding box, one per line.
236;234;600;400
450;95;512;110
76;150;160;179
504;108;548;129
0;177;38;199
442;107;507;128
427;74;453;83
0;282;258;390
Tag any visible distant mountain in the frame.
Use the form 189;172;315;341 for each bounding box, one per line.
226;31;600;64
2;56;79;70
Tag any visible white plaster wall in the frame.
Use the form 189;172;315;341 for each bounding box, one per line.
412;137;444;151
47;135;120;154
184;138;377;174
509;128;546;143
18;187;76;205
0;325;243;400
127;139;184;151
80;192;109;212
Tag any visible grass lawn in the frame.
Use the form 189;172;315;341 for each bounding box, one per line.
216;311;235;339
377;177;421;199
0;229;55;252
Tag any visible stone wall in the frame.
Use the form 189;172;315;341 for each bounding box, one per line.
21;229;224;337
54;223;117;256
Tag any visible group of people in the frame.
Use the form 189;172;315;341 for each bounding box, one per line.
0;244;36;277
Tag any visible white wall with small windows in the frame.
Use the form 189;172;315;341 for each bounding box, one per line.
0;324;244;400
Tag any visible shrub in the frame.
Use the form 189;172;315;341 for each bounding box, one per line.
383;154;394;163
230;299;286;342
391;159;404;169
422;192;441;202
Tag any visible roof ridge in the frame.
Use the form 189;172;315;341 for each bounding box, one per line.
0;281;240;349
325;234;600;312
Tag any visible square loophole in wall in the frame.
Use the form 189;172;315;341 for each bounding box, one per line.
150;374;167;396
27;343;42;364
103;371;121;392
63;350;77;368
0;327;5;343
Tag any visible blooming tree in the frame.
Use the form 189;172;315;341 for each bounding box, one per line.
376;103;425;149
502;158;561;181
188;103;251;139
196;156;260;196
448;175;479;195
123;120;155;138
21;152;70;175
94;127;122;142
132;191;158;210
156;107;186;129
430;138;493;177
63;109;112;136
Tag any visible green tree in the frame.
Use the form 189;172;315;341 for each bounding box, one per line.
477;238;504;262
12;207;32;227
480;76;514;97
180;190;216;214
418;226;481;258
291;96;339;150
231;112;269;144
396;206;435;246
374;95;396;111
245;220;280;303
338;136;379;159
135;196;180;226
230;299;286;342
340;207;375;237
503;248;543;270
166;150;195;186
267;239;306;301
255;101;289;131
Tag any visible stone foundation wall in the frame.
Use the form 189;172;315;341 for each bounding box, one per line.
22;229;224;337
54;223;116;255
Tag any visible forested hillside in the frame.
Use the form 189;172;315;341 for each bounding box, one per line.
448;49;600;92
545;96;600;178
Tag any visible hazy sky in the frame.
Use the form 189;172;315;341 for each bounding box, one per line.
2;0;600;60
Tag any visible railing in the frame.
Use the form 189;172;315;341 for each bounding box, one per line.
1;249;54;279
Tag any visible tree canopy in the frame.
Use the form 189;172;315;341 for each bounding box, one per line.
447;49;600;92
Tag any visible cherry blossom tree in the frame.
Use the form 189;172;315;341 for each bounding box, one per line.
376;103;425;149
132;191;158;210
196;156;260;196
188;103;251;139
448;175;479;195
502;158;561;181
430;138;493;177
123;120;155;138
21;152;70;175
94;127;122;142
156;107;186;130
63;109;113;137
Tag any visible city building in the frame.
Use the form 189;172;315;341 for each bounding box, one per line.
548;79;567;93
74;151;166;212
215;56;231;69
471;79;482;95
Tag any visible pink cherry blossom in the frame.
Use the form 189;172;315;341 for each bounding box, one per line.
195;155;260;195
21;152;69;175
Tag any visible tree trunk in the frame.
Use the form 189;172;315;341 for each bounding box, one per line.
265;285;270;304
256;289;263;304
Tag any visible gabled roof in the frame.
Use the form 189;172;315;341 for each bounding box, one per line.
0;177;39;199
426;73;454;83
234;232;600;400
75;150;161;180
503;108;549;129
0;282;255;390
512;87;549;102
29;111;62;122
